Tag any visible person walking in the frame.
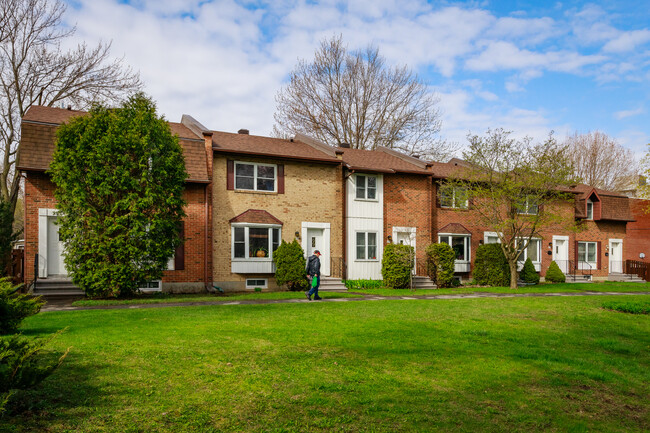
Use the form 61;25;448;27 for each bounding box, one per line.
306;250;322;301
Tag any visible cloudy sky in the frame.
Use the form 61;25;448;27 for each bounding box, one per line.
63;0;650;158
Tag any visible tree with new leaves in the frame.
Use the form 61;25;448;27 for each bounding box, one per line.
453;128;578;290
274;35;454;161
49;94;186;298
563;131;639;192
0;0;141;218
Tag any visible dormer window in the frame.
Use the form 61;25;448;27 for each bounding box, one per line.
586;199;593;220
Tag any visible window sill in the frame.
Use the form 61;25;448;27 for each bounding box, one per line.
354;198;379;202
234;189;277;195
355;259;379;262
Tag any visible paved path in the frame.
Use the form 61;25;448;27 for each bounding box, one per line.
40;291;650;312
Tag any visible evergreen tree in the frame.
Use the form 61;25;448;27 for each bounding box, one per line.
273;240;308;291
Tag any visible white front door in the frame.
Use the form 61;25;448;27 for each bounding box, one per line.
306;228;329;276
553;236;569;274
46;216;66;276
609;239;623;273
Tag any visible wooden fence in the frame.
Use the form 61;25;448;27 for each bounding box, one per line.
625;260;649;282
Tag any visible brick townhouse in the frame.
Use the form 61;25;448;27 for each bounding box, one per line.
625;198;650;264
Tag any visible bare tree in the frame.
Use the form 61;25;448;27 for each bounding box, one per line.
0;0;141;214
564;131;639;192
273;35;453;161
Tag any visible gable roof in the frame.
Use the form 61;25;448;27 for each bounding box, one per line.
210;131;340;164
18;106;210;183
571;184;633;222
229;209;283;225
437;223;472;235
338;147;431;175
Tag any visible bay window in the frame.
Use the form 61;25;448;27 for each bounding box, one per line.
517;238;541;271
438;234;471;272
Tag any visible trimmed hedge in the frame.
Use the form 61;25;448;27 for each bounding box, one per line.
602;300;650;315
545;261;566;283
273;240;308;291
344;280;384;290
473;244;510;287
381;243;414;289
425;243;455;288
520;257;540;284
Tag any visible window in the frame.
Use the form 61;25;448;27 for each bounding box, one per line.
235;162;276;192
484;232;500;244
232;225;281;259
517;238;541;264
356;232;378;260
246;279;268;289
586;199;593;220
516;197;538;215
356;175;377;200
440;185;468;209
578;241;597;264
438;234;470;262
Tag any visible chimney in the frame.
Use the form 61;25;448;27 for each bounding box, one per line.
412;154;420;159
238;129;249;135
339;142;350;148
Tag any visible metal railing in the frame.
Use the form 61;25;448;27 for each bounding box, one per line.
330;257;347;279
554;260;593;282
415;259;431;277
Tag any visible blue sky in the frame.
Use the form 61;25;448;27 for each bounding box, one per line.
63;0;650;159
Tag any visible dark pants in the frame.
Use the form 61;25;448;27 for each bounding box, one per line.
308;275;320;298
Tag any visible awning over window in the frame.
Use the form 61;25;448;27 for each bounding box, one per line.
438;223;471;235
229;209;283;225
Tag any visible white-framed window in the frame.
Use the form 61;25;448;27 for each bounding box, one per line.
578;241;597;267
484;231;501;244
440;185;468;209
586;199;593;220
355;175;377;200
246;279;268;289
516;197;539;215
235;162;276;192
356;231;378;260
232;224;281;260
517;238;541;265
438;234;470;262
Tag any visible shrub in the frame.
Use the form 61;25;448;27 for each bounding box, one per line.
602;300;650;315
425;243;455;288
273;240;308;291
381;243;414;289
0;333;68;416
545;261;566;283
473;244;510;287
0;279;44;335
343;279;383;290
0;200;18;277
520;257;540;284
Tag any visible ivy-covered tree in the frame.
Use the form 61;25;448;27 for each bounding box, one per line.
49;94;187;298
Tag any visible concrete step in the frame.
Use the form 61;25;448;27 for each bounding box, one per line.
564;274;593;283
319;277;347;291
412;276;436;289
34;278;85;296
608;274;646;283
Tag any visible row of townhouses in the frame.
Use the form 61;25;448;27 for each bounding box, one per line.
17;106;650;293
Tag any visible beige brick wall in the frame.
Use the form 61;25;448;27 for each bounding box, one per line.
213;155;343;290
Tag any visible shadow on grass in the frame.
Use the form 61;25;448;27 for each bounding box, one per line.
0;352;108;431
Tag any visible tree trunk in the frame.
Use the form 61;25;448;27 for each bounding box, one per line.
509;260;519;290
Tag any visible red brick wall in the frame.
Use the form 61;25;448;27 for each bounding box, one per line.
625;199;650;263
383;174;432;264
23;171;208;285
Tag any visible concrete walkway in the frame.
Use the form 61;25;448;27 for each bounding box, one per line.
40;290;650;312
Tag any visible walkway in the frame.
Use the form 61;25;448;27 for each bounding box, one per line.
41;290;650;312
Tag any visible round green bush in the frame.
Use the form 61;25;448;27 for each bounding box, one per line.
473;243;510;287
545;260;566;283
425;243;455;288
381;243;414;289
520;257;540;284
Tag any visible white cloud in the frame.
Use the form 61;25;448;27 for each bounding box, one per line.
603;30;650;53
614;106;645;120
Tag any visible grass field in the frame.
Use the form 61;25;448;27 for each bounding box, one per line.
3;295;650;432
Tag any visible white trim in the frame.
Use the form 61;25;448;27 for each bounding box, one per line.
38;208;64;278
230;224;281;273
552;235;570;273
484;231;501;243
608;239;623;273
354;174;379;202
577;241;598;270
586;199;594;220
234;161;277;192
301;222;331;276
355;230;379;261
245;278;268;289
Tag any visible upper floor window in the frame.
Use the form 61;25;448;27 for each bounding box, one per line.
516;197;538;215
586;199;593;220
440;185;468;209
235;162;276;192
356;175;377;200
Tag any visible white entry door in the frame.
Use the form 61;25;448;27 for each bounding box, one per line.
609;240;623;273
553;236;569;274
306;228;329;276
46;216;67;276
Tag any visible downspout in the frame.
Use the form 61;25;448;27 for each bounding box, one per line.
203;131;214;292
204;183;209;291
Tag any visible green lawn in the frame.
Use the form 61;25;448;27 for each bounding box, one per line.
4;295;650;432
70;290;361;307
352;281;650;297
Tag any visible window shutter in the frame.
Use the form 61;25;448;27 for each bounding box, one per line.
597;241;601;270
277;164;284;194
574;241;579;266
227;160;234;190
174;221;185;271
435;184;441;208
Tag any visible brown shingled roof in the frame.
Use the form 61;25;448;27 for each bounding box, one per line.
438;223;472;234
18;106;209;183
229;209;283;225
211;131;340;163
339;147;431;175
571;184;633;222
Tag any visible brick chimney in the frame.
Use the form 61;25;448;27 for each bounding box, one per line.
238;129;249;135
